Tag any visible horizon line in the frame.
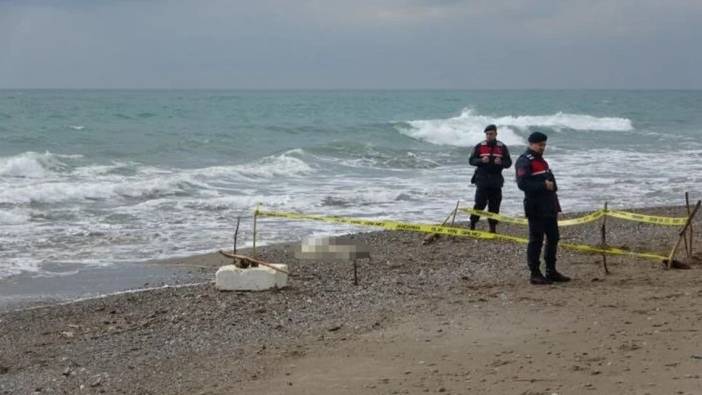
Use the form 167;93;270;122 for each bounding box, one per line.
1;87;702;91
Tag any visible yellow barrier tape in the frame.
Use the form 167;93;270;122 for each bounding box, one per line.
256;209;667;261
460;208;528;225
257;210;496;239
559;243;666;261
560;210;606;226
606;210;687;226
461;208;688;227
461;208;605;227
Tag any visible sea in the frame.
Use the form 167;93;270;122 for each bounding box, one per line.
1;90;701;279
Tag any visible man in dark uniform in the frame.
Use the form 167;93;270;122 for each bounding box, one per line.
515;131;571;285
469;124;512;233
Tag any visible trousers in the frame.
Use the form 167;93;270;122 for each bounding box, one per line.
527;215;560;273
469;187;502;229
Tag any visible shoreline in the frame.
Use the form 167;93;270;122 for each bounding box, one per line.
0;204;696;313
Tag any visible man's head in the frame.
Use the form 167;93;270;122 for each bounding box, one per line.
484;124;497;142
528;132;548;155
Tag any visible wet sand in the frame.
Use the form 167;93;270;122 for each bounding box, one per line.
0;262;214;314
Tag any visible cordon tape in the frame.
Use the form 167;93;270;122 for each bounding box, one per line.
256;209;669;261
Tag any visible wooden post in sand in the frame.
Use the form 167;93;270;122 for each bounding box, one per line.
233;216;241;255
683;194;690;258
449;200;460;241
600;202;610;275
422;201;460;245
686;192;694;256
252;207;258;259
665;200;701;268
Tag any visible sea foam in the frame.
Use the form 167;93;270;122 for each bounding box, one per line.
397;108;634;147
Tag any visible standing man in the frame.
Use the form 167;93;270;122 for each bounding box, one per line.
515;131;571;285
469;124;512;233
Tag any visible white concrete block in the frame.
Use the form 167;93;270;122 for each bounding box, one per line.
215;264;288;291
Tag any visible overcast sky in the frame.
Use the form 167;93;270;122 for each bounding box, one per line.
1;0;701;89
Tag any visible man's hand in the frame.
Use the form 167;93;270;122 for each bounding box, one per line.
494;157;502;165
481;156;490;163
545;180;555;191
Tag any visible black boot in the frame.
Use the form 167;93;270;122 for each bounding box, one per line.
469;215;478;230
530;270;552;285
544;259;570;282
545;270;571;282
488;220;497;234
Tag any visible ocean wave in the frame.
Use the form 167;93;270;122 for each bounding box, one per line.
224;151;313;179
396;108;634;147
179;150;313;180
0;182;116;204
308;144;443;170
0;151;314;205
0;209;30;225
0;151;79;178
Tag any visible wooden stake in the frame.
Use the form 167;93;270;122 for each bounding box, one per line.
450;200;460;226
683;194;690;257
666;200;701;268
686;192;694;256
233;216;241;255
252;206;258;258
449;200;460;241
353;260;358;286
601;202;610;275
218;250;288;274
422;203;459;245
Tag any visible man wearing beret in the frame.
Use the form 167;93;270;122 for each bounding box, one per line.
515;132;571;285
468;124;512;233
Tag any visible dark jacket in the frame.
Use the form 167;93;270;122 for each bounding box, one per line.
515;149;561;218
469;140;512;189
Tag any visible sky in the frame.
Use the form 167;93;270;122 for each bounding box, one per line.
1;0;701;89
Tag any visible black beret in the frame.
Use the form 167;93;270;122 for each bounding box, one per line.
528;131;548;143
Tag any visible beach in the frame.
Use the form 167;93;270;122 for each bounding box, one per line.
2;1;702;393
2;206;701;394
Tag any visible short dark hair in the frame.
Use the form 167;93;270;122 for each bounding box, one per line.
484;124;497;133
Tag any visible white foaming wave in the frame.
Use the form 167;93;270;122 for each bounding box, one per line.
0;257;39;278
69;125;85;130
228;151;313;179
545;148;702;211
71;161;140;177
174;150;313;180
0;175;204;204
113;177;199;199
504;112;633;131
398;108;633;147
0;151;75;178
0;151;315;205
0;209;30;225
0;182;116;204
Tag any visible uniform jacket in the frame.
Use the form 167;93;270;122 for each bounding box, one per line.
469;140;512;189
515;149;561;218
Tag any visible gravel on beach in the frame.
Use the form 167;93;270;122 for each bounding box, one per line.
1;205;700;394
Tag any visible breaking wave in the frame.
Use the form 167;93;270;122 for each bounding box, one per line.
397;108;634;147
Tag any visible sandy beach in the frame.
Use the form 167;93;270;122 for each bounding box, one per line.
1;206;701;394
